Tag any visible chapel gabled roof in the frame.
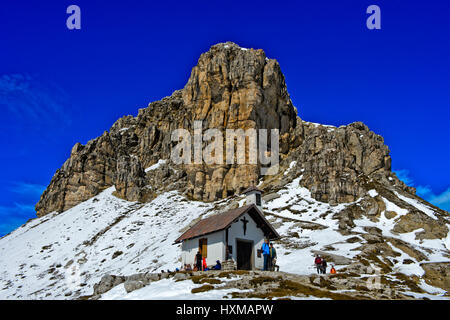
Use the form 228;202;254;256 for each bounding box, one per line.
174;204;279;243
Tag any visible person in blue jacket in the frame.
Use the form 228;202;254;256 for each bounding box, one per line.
261;238;270;271
213;260;222;270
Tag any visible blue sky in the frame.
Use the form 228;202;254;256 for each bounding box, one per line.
0;0;449;236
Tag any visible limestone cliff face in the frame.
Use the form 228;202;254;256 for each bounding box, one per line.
182;43;299;201
35;42;411;217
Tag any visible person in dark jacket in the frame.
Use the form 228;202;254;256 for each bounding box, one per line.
269;243;277;271
195;251;203;271
321;259;327;274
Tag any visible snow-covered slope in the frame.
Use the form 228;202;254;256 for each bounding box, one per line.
0;176;449;299
0;187;213;299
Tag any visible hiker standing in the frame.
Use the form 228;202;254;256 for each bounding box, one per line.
195;251;202;271
269;243;279;271
261;239;270;271
321;258;328;274
314;255;322;274
202;257;208;271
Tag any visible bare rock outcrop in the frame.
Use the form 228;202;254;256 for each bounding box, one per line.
114;155;148;202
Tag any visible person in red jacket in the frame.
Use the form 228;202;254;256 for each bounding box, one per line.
314;255;322;274
202;257;207;271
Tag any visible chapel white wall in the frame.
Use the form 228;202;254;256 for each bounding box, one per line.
181;230;225;266
227;212;265;270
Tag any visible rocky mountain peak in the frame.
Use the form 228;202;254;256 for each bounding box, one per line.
183;41;298;133
36;43;414;217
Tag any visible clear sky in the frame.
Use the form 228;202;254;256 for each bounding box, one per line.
1;0;449;236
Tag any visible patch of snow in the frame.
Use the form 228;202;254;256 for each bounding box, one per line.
303;121;336;129
145;159;167;172
394;191;438;220
100;278;251;300
404;280;447;300
383;198;409;217
367;190;378;198
284;161;297;176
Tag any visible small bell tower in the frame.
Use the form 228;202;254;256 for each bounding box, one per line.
243;186;263;211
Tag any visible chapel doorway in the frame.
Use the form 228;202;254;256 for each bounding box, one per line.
236;239;253;270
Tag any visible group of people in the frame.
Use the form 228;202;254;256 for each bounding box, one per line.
314;254;336;274
188;251;222;271
173;244;337;275
261;239;279;271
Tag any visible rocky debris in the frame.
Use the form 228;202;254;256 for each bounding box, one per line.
262;192;281;202
123;280;144;293
92;272;170;297
93;275;126;295
92;270;422;300
362;233;384;244
421;262;450;293
173;272;189;281
111;251;123;259
393;210;448;240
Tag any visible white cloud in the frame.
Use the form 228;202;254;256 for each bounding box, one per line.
10;182;46;196
428;188;450;211
394;169;450;212
393;169;414;186
0;73;71;126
